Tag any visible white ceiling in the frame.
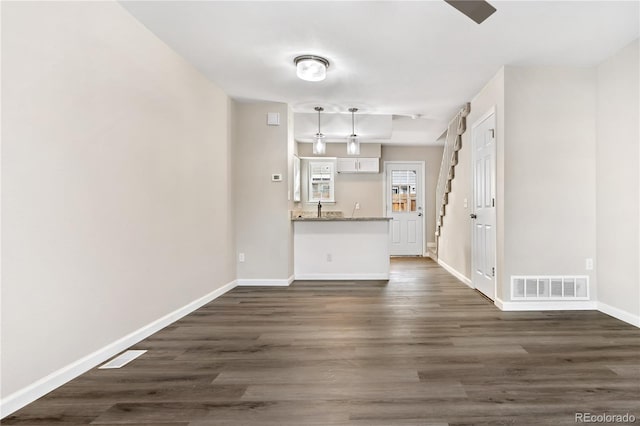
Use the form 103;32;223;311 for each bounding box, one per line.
120;1;639;144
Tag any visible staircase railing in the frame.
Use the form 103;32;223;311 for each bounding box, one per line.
434;103;470;257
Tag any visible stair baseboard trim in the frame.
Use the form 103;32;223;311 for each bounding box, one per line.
0;279;238;419
597;301;640;328
495;298;598;311
236;276;293;286
437;258;472;288
294;273;390;280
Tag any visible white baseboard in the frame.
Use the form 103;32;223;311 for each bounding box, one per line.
294;273;390;280
597;301;640;328
437;258;473;288
236;275;293;286
0;279;237;419
495;297;597;311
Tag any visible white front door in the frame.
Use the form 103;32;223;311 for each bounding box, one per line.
471;111;497;299
386;162;424;256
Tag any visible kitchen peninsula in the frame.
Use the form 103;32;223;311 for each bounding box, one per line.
292;216;391;280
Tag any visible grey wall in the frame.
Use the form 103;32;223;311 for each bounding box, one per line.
299;158;383;218
233;101;292;280
438;67;505;286
596;39;640;319
297;143;384;218
503;66;598;301
296;143;443;245
1;1;235;398
297;142;381;158
438;65;600;303
382;145;444;245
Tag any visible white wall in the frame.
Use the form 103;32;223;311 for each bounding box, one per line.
596;39;640;322
503;66;597;301
233;101;292;281
1;0;235;401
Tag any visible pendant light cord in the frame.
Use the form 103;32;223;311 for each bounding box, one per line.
351;110;354;135
348;107;358;137
314;106;324;136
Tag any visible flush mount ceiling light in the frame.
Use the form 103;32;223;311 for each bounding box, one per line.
294;55;330;82
346;107;360;156
313;106;326;155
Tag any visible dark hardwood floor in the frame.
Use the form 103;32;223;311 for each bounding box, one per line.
5;258;640;425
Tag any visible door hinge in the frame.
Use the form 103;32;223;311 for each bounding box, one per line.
492;198;495;207
491;267;495;277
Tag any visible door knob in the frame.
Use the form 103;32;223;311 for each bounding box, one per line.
470;213;477;219
418;213;423;217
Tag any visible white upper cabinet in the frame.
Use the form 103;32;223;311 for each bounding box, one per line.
337;158;358;173
337;158;379;174
357;157;380;173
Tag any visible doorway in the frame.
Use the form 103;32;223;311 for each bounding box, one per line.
471;109;497;300
384;162;425;256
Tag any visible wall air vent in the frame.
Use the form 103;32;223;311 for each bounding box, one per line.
98;350;147;369
511;276;589;300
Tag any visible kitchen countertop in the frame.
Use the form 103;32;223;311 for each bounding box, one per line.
291;216;392;221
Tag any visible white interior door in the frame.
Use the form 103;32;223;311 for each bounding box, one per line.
386;163;424;256
471;112;497;299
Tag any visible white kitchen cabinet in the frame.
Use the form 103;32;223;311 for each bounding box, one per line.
337;157;379;173
356;157;380;173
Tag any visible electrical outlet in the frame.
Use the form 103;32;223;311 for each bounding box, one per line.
585;258;593;270
355;202;360;210
239;253;245;263
326;253;332;262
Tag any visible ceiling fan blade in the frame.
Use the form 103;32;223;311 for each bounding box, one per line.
444;0;497;24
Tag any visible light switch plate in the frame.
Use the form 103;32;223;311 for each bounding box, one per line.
267;112;280;126
585;258;593;270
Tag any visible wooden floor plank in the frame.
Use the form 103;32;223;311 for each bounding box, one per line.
3;257;639;425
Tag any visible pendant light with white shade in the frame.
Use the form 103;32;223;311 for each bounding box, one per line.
346;107;360;156
313;106;326;155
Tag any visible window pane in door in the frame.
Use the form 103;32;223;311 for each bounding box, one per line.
391;170;417;212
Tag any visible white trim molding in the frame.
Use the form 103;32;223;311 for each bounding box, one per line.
597;301;640;328
236;275;294;286
437;258;472;288
295;273;389;281
0;280;238;419
494;298;639;328
495;297;597;311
